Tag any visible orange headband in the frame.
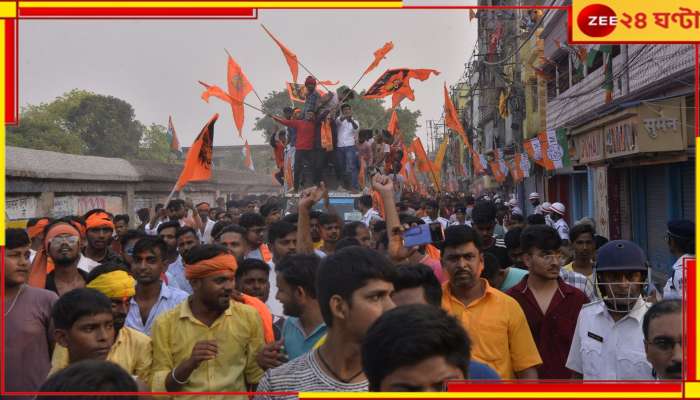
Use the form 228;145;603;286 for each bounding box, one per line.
44;223;81;251
27;218;50;240
185;253;238;281
85;212;115;231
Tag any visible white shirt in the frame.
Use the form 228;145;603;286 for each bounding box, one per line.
361;208;382;227
534;204;543;215
335;117;359;148
663;254;693;300
422;216;450;230
566;298;653;380
265;260;285;317
77;254;100;273
450;220;472;227
553;218;570;241
200;218;216;244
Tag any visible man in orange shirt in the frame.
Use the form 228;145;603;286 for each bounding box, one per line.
440;225;541;380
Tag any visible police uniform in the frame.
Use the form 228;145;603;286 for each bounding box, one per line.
553;218;570;241
663;254;692;300
566;298;653;380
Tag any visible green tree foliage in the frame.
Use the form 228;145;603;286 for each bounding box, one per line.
253;88;421;145
8;89;175;162
66;94;143;158
137;123;180;162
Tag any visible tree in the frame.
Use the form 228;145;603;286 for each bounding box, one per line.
253;87;421;144
66;94;143;158
8;89;175;162
7;89;93;154
137;123;178;163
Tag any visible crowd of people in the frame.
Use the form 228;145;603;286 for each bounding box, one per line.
5;174;693;398
267;76;406;193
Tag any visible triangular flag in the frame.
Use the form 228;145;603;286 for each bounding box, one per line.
443;83;470;149
262;25;300;83
387;110;399;136
242;140;255;171
433;135;449;183
167;115;180;153
175;114;218;191
363;41;394;76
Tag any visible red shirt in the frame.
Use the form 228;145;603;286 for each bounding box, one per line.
276;118;316;150
506;277;588;379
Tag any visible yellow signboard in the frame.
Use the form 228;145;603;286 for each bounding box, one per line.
571;0;700;43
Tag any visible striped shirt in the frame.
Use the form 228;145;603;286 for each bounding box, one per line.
255;350;367;399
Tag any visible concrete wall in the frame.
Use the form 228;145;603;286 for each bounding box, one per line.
6;146;280;223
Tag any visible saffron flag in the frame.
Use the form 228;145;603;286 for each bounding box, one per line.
363;41;394;76
167;115;180;153
227;55;253;136
262;25;299;83
286;82;326;103
411;137;439;189
242;140;255;171
433;135;449;183
175;114;218;191
443;83;470;148
471;149;487;174
364;68;440;108
387;110;399;136
198;55;253;137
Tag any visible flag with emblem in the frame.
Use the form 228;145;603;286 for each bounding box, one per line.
198;54;254;138
364;68;440;108
541;128;570;170
175;114;218;191
524;135;546;168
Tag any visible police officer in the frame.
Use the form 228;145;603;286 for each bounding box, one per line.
541;202;553;227
550;202;570;245
566;240;653;380
663;219;695;300
529;192;542;215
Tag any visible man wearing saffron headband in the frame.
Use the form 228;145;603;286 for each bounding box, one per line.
29;219;89;296
151;244;265;395
26;217;51;263
50;263;152;387
82;209;125;271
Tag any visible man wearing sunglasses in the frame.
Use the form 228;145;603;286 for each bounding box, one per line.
643;299;683;380
31;220;89;296
566;240;653;379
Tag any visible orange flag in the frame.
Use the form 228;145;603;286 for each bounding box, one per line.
199;55;252;137
242;140;254;171
175;114;218;191
228;56;252;136
168;115;180;152
317;80;339;86
364;68;440;108
443;83;471;149
363;41;394;75
262;25;299;83
387;109;399;136
411;137;440;189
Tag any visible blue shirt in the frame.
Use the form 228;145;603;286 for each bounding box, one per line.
165;255;193;295
469;360;501;380
126;282;189;336
282;317;327;360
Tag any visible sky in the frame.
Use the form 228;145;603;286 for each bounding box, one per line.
20;10;477;146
